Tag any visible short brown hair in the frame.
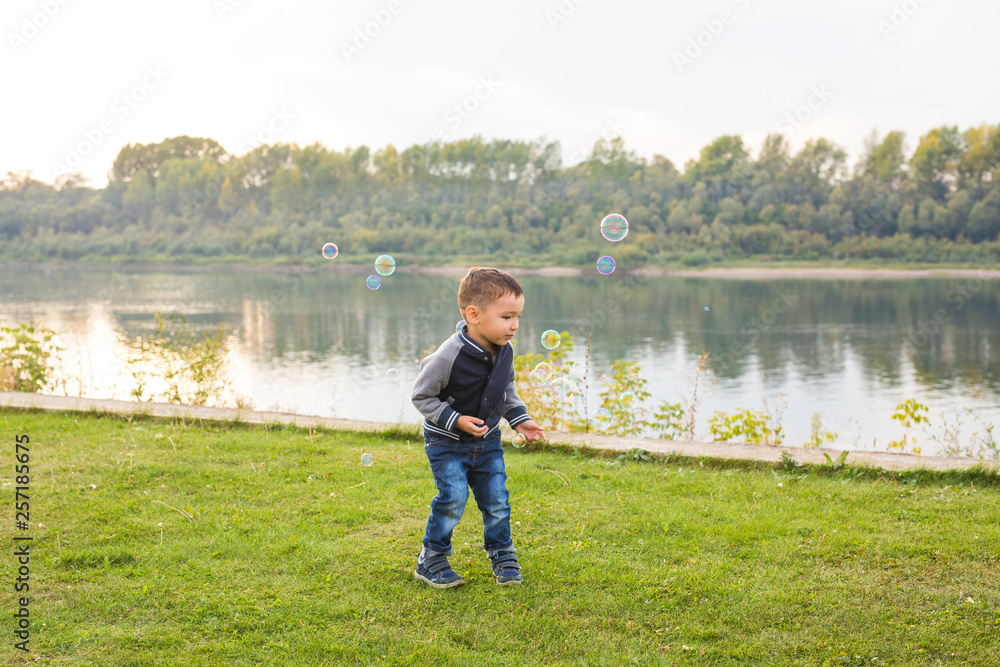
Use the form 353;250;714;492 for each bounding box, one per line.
457;267;523;312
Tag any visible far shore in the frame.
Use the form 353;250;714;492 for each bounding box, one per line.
2;261;1000;281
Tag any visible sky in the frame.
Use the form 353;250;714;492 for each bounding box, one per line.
3;0;999;188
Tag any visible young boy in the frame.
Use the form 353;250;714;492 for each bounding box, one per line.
410;267;545;588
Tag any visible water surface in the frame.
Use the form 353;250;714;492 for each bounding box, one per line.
2;268;997;457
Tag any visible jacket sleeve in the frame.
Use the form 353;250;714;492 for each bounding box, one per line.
501;361;530;428
411;347;462;433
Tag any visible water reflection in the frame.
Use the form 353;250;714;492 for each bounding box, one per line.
1;268;997;455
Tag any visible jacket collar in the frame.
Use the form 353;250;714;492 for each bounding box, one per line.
457;327;512;362
457;327;488;355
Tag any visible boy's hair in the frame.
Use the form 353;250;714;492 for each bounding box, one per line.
457;267;523;312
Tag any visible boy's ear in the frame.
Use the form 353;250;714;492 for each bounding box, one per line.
464;304;480;324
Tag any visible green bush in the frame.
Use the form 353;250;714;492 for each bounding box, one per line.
0;324;60;392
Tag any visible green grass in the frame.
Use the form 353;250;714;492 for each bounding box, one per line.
2;409;998;666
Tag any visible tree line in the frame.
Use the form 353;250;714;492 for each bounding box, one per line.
2;124;999;266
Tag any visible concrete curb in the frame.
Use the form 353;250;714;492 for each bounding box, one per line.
1;392;994;473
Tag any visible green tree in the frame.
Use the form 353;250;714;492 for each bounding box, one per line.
859;130;907;189
111;136;225;183
967;190;1000;242
910;126;964;201
122;168;155;222
959;123;1000;194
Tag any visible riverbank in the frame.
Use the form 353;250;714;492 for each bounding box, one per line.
3;259;1000;280
2;392;993;473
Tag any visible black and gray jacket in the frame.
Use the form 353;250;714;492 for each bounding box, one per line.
411;328;531;442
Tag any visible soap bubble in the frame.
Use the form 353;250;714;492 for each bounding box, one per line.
564;375;583;394
534;361;553;379
386;368;399;382
541;330;561;350
593;408;613;430
456;320;466;333
322;243;339;259
374;255;396;276
600;214;629;242
550;377;573;400
619;391;637;410
572;394;587;413
360;453;373;466
529;369;548;387
596;256;616;275
366;275;381;290
511;432;527;448
704;306;710;312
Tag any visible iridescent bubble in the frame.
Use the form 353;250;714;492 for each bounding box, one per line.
386;368;399;382
704;306;710;312
529;369;548;387
322;243;339;259
550;377;573;400
600;214;629;242
572;394;587;413
564;375;583;394
597;256;616;275
456;320;466;333
619;391;637;410
534;362;553;379
366;275;381;290
360;453;373;466
511;432;527;448
541;330;561;350
374;254;396;276
593;408;613;430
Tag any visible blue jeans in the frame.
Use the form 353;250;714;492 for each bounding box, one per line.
421;433;514;558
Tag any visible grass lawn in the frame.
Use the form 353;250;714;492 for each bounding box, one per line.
2;409;998;666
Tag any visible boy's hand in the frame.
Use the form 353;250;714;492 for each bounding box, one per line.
456;415;489;438
515;420;546;442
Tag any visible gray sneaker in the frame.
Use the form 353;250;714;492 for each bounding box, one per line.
489;550;523;585
414;552;464;589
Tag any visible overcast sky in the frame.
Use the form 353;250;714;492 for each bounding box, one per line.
4;0;998;188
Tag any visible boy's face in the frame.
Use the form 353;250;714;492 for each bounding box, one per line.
464;292;524;351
